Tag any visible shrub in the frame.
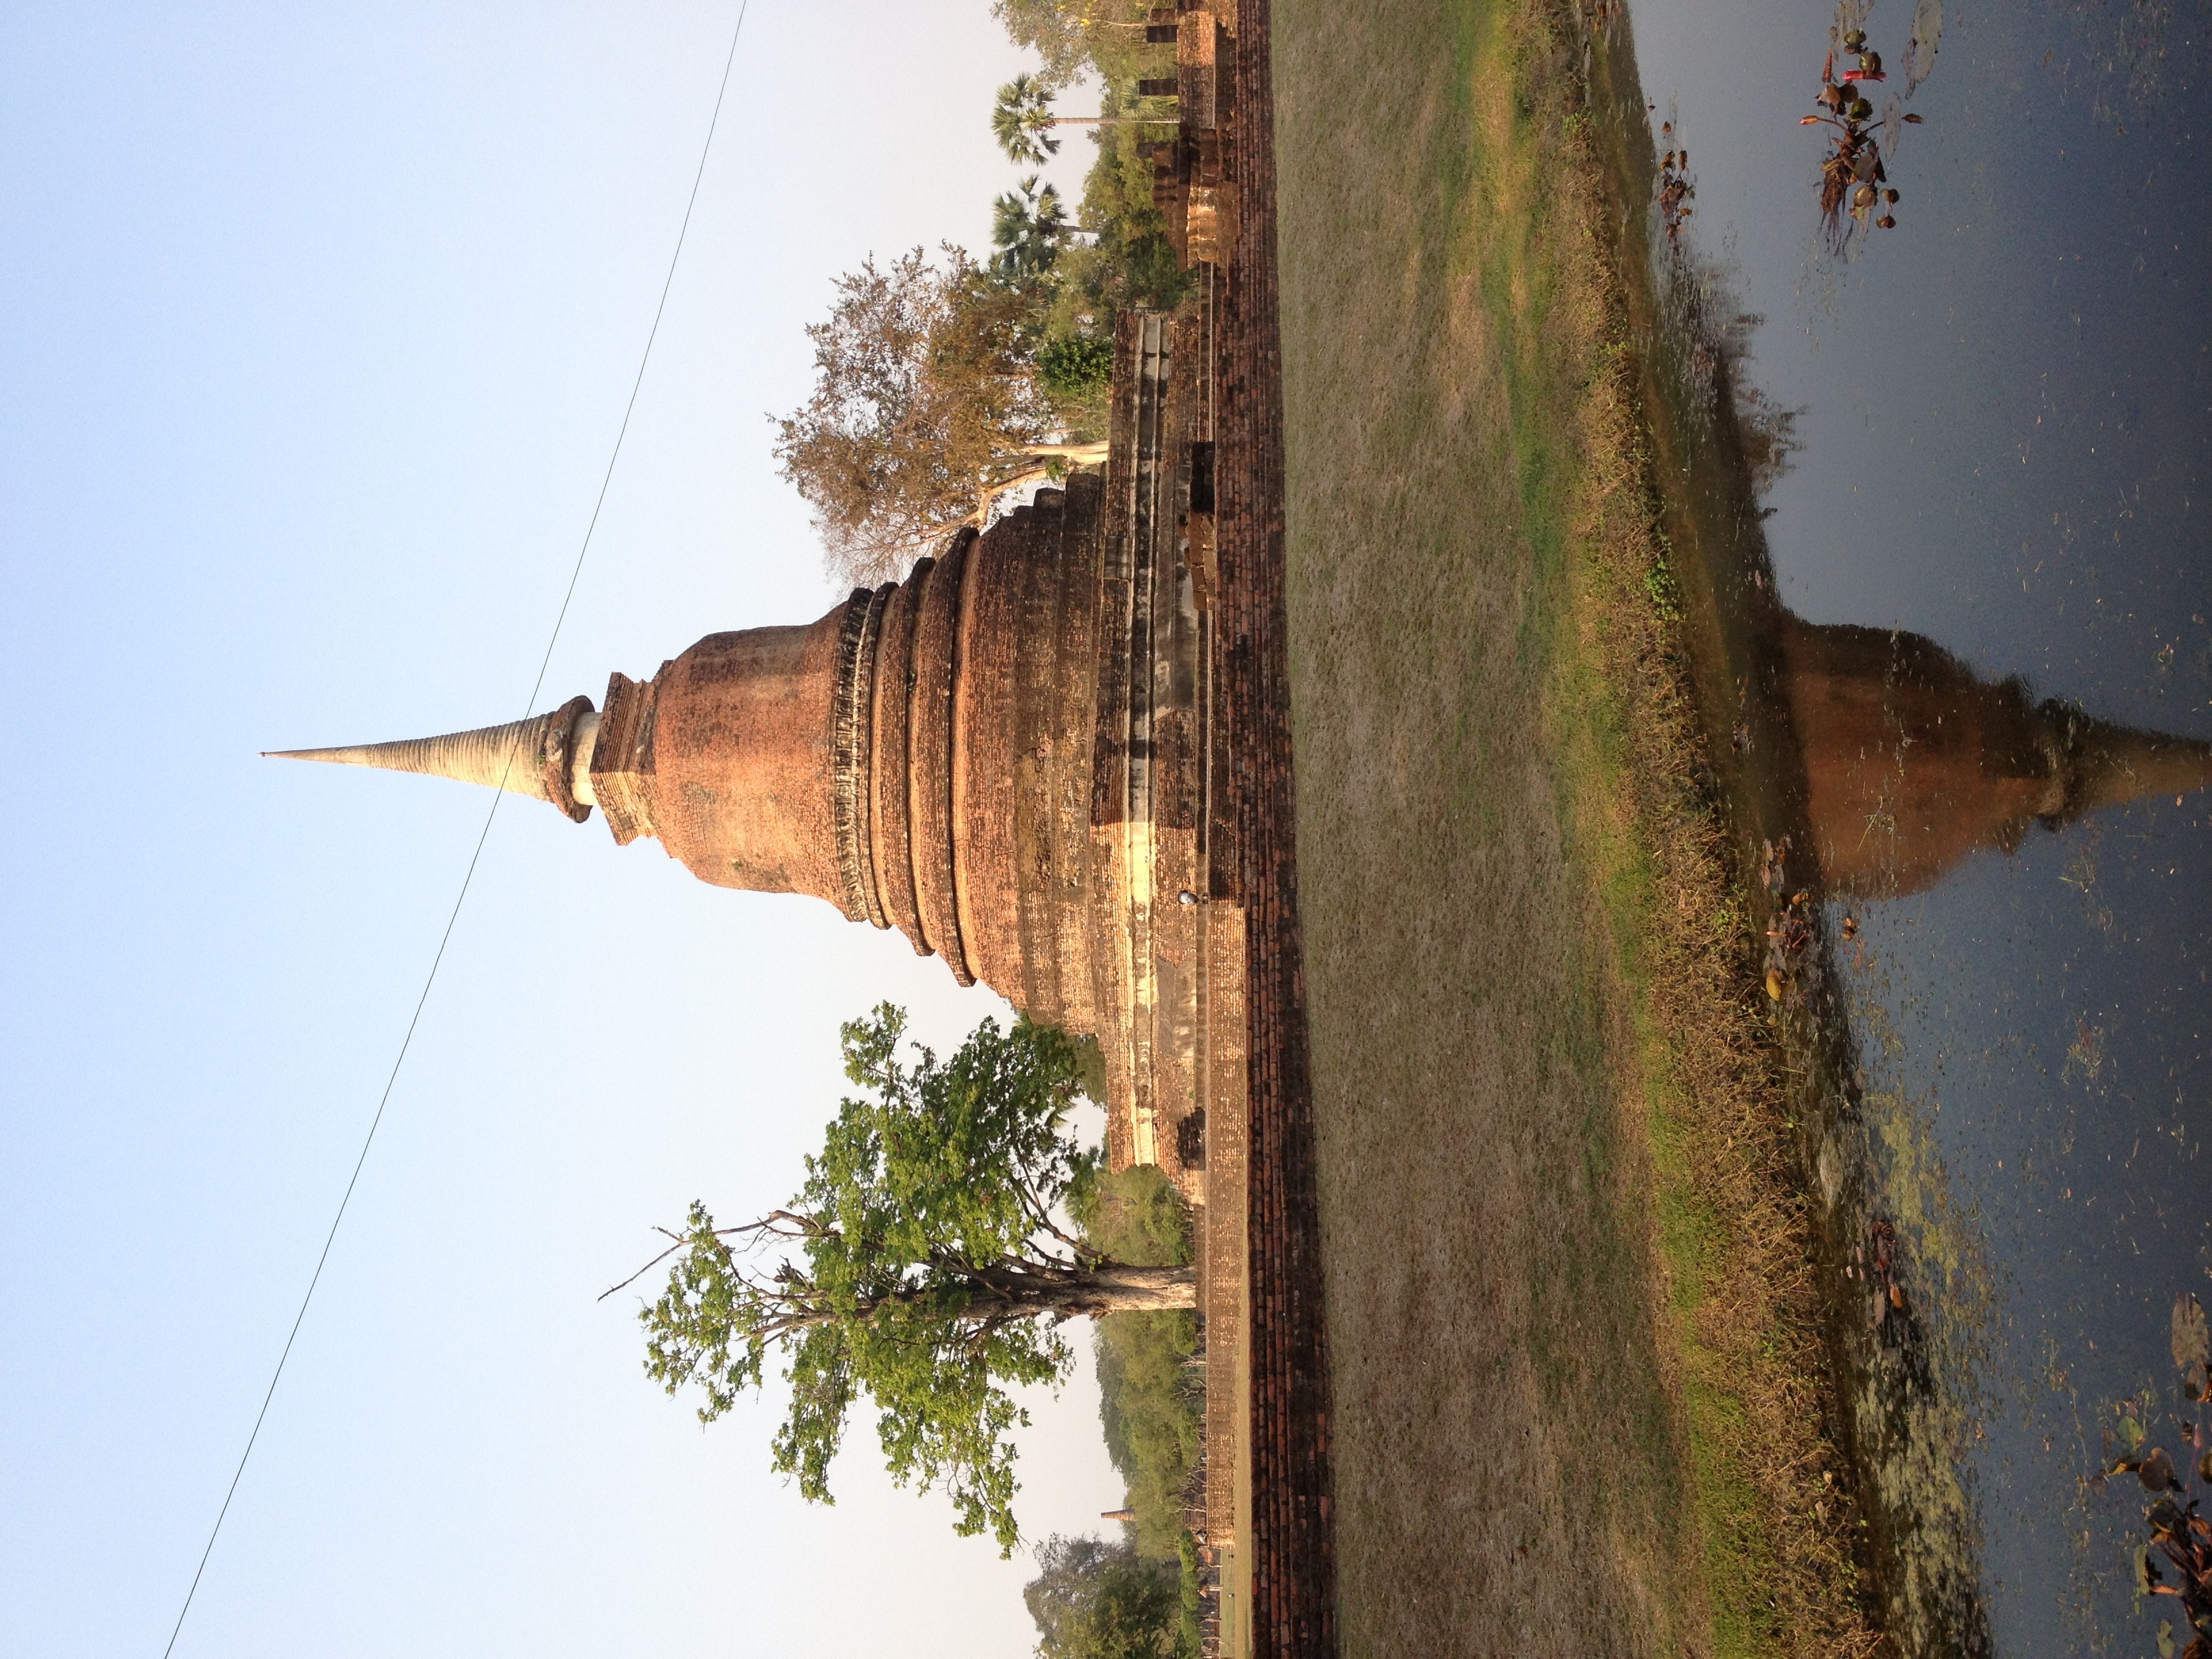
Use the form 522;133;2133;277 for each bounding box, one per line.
1038;333;1115;401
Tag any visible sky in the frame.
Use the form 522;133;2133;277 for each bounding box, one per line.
0;5;1124;1655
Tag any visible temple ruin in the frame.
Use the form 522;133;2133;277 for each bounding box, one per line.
272;313;1237;1197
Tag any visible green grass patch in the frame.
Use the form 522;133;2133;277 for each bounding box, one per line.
1275;0;1867;1650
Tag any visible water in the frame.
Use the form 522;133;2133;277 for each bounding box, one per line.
1586;1;2212;1651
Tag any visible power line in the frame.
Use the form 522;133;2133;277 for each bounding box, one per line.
159;9;750;1653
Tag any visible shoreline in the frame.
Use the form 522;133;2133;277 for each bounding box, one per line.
1272;0;1877;1649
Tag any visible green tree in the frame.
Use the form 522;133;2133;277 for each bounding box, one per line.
985;7;1192;319
991;73;1178;167
1023;1533;1181;1659
989;1;1097;91
993;71;1064;165
628;1005;1195;1555
991;176;1076;284
773;247;1105;588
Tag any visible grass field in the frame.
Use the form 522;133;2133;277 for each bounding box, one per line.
1270;1;1875;1652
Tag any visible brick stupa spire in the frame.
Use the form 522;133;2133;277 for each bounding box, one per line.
268;315;1237;1187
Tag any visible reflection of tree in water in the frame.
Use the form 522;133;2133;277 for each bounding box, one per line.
1763;612;2212;897
2057;0;2212;123
1654;123;1694;245
1644;123;1803;495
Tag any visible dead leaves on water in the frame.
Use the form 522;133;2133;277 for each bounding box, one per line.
2087;1292;2212;1658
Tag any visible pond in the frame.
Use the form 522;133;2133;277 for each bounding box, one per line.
1585;1;2212;1652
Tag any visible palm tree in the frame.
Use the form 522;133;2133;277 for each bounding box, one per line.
991;177;1072;283
991;75;1177;167
992;73;1061;165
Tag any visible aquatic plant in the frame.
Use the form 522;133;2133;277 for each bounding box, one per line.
1799;1;1937;253
2088;1294;2212;1658
1654;122;1694;247
1757;840;1825;1009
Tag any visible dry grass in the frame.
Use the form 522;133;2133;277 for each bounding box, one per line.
1271;0;1876;1652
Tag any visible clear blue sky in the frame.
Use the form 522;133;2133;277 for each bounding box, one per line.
0;5;1123;1654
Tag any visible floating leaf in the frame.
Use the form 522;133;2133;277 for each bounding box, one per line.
2139;1446;2181;1492
1904;0;1944;94
2173;1292;2209;1369
2123;1413;2148;1450
2160;1618;2176;1659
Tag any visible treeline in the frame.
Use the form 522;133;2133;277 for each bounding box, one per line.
775;0;1192;590
1048;1162;1204;1657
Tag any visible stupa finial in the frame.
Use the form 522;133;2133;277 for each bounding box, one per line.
264;695;598;823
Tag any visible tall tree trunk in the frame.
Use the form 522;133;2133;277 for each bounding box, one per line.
1069;1262;1198;1313
969;1261;1197;1316
973;444;1113;524
757;1263;1200;1337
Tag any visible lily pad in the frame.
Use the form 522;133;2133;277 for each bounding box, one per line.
2173;1292;2209;1369
2139;1446;2180;1492
1903;0;1943;95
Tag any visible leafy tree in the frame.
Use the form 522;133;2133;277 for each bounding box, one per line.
984;7;1193;317
992;176;1077;284
773;247;1107;588
1063;86;1191;314
989;1;1098;92
1070;1162;1191;1271
994;71;1064;165
773;247;1080;586
991;73;1179;167
1176;1530;1203;1656
628;1005;1195;1555
1096;1312;1203;1559
1024;1533;1181;1659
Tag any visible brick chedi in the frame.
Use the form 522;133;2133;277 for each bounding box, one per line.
272;312;1237;1191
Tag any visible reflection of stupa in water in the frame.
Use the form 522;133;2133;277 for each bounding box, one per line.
1771;613;2212;896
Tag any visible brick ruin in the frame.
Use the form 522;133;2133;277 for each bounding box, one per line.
274;306;1231;1192
270;300;1255;1587
270;6;1319;1649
